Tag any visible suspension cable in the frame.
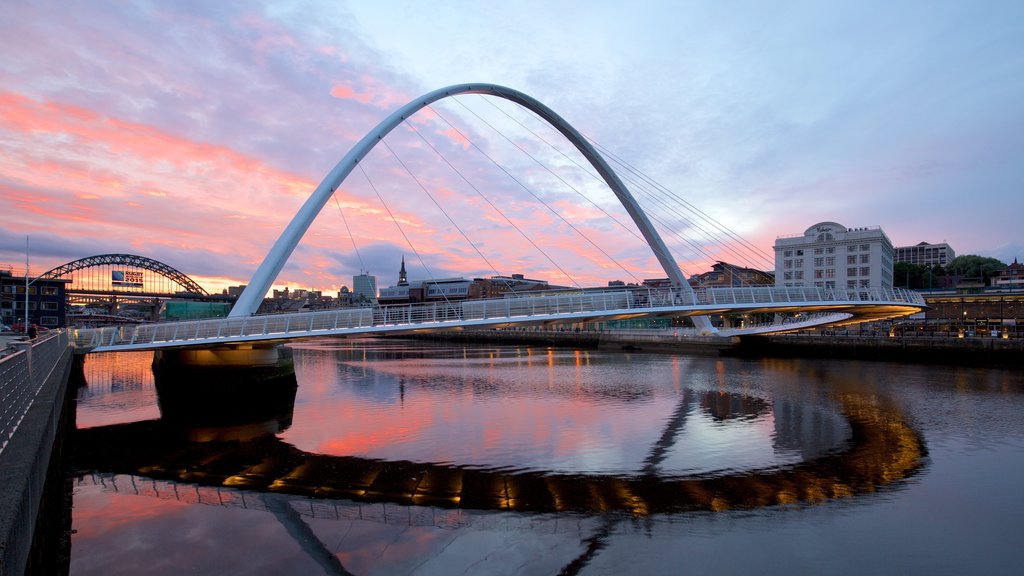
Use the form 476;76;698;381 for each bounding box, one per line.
477;96;774;283
472;96;726;283
355;162;451;306
427;104;586;289
331;192;365;273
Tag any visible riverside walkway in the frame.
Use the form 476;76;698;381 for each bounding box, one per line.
0;332;74;576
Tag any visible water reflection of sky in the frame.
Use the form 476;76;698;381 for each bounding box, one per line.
68;341;1024;576
75;351;160;428
282;340;850;476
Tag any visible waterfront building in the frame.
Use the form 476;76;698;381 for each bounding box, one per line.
689;261;774;287
894;241;956;267
991;258;1024;290
774;222;894;290
0;269;72;329
379;277;472;304
469;274;562;299
353;272;377;304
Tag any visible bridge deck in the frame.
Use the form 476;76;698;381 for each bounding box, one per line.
72;286;926;353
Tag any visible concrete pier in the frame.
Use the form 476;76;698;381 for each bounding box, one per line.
0;333;74;576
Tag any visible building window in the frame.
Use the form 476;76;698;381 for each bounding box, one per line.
814;248;824;255
784;272;792;280
847;267;858;277
794;259;803;268
859;279;870;288
41;302;58;311
847;281;857;289
796;250;804;256
860;254;870;264
814;257;823;267
784;260;792;269
795;271;804;280
860;244;870;251
826;247;835;254
39;316;58;326
826;256;835;266
860;267;870;276
825;269;835;279
814;270;823;279
41;287;58;296
847;255;857;265
784;250;793;257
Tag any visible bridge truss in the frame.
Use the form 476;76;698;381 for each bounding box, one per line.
40;254;209;296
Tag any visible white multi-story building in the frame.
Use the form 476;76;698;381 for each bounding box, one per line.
894;241;956;267
352;273;377;303
774;221;894;290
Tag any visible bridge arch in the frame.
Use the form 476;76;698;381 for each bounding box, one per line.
40;254;209;296
230;83;712;331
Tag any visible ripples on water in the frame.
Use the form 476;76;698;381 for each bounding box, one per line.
280;339;852;478
68;338;1024;575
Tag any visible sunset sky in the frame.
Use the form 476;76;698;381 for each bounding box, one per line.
2;0;1022;295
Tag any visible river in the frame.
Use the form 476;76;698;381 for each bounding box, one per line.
66;338;1024;575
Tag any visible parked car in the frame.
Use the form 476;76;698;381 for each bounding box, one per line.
0;323;11;333
10;323;49;334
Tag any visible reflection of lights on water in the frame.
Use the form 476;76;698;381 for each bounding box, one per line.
76;344;928;517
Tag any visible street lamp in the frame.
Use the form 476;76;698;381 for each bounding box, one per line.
21;235;42;335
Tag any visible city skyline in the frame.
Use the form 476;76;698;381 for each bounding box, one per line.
2;1;1022;295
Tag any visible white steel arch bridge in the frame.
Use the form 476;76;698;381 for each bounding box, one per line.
70;83;925;353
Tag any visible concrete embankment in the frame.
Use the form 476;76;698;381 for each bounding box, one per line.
730;334;1024;366
398;329;1023;366
0;334;75;576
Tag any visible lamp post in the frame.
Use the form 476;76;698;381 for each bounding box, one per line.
21;235;43;336
24;235;29;332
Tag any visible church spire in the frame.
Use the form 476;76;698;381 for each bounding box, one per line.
398;255;408;286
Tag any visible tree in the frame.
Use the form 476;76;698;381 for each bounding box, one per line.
894;262;924;288
944;255;1007;282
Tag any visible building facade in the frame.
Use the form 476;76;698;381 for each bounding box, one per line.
991;258;1024;290
774;222;894;290
689;261;774;288
0;270;72;329
894;241;955;267
352;273;377;304
378;277;472;304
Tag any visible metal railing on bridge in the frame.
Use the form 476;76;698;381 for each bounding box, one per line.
0;332;70;456
70;285;925;352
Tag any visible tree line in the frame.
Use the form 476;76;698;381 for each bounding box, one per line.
894;255;1008;289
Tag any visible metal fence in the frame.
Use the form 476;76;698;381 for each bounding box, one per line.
70;286;925;352
0;331;70;457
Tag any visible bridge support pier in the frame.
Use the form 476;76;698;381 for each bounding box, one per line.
151;344;297;437
152;343;293;370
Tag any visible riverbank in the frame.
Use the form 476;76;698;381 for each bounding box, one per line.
400;329;1024;366
732;333;1024;366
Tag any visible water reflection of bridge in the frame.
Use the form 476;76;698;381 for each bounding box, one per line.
74;385;924;515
